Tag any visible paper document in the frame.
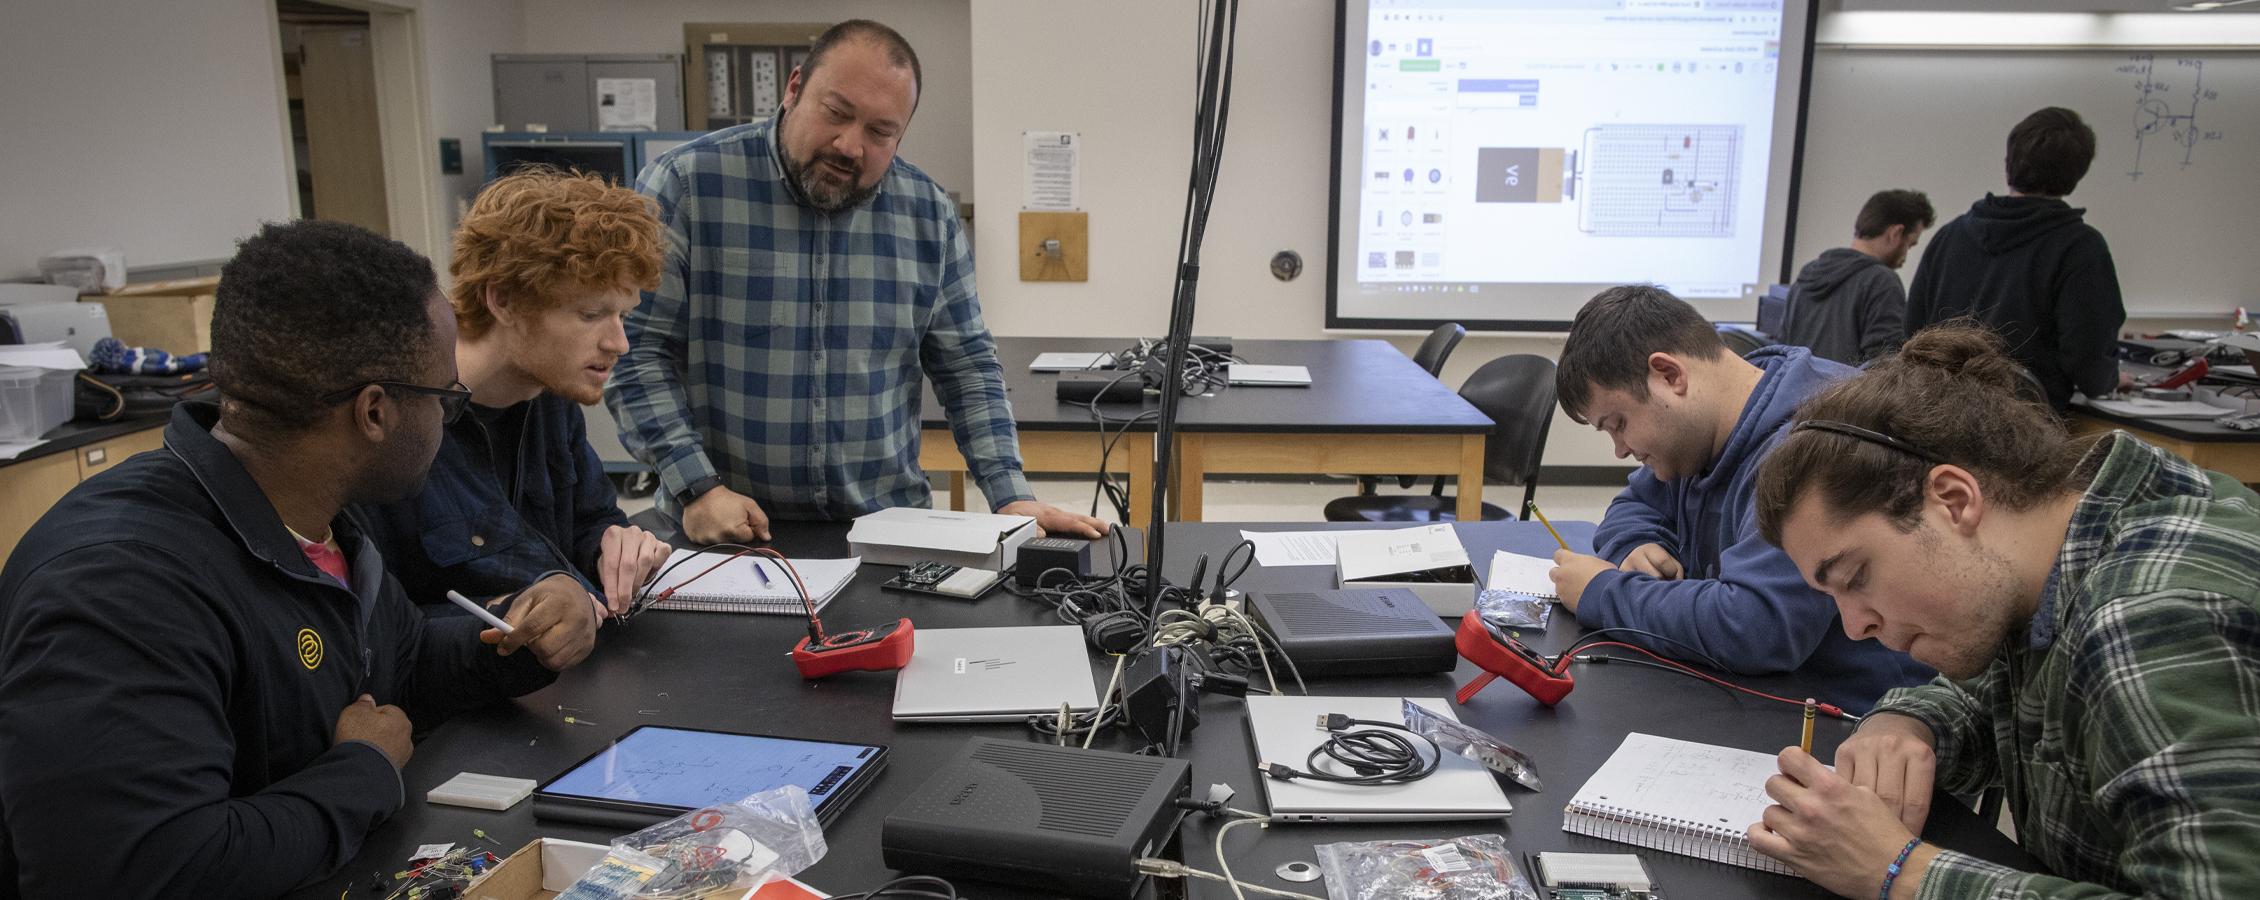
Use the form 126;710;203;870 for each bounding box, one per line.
0;343;87;370
2083;397;2235;419
1022;131;1081;210
1486;551;1558;599
1240;530;1351;567
595;77;657;131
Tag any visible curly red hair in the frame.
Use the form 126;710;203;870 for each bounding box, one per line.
448;169;662;339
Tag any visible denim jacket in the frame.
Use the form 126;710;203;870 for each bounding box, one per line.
356;392;626;614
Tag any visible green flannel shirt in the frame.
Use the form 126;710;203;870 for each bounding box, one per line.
1870;433;2260;899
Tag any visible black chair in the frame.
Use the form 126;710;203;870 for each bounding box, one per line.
1411;323;1466;376
1325;354;1557;523
1717;323;1773;358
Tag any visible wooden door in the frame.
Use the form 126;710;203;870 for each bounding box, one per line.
300;27;390;235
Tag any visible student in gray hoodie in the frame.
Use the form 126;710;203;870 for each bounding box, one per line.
1779;190;1933;365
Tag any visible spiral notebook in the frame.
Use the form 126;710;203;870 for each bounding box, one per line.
643;550;860;615
1486;551;1559;600
1562;732;1797;876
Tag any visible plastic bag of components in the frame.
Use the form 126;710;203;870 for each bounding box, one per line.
558;786;827;899
1400;700;1542;791
1475;589;1551;630
1314;834;1537;900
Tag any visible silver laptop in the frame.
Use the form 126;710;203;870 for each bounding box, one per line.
893;626;1100;722
1226;364;1312;386
1245;694;1514;822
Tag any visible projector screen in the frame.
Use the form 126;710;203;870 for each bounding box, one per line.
1327;0;1817;331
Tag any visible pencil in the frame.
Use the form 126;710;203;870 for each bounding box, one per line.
446;590;516;635
1800;698;1816;754
1527;501;1569;551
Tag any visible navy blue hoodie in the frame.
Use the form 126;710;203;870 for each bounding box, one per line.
1579;346;1935;713
1906;194;2125;410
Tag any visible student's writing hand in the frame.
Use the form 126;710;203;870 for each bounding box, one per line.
1833;712;1939;835
684;485;771;545
1619;542;1684;580
1549;549;1614;613
333;694;413;768
1749;746;1938;900
486;573;598;671
597;523;672;615
1001;499;1109;539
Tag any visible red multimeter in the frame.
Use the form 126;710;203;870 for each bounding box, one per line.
791;618;915;679
1452;609;1575;706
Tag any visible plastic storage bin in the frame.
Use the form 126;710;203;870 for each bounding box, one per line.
0;366;75;442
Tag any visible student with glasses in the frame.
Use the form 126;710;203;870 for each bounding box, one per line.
0;221;597;898
1746;322;2260;900
356;170;673;620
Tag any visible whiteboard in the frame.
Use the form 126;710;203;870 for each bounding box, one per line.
1794;50;2256;319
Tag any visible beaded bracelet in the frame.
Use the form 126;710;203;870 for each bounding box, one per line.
1880;837;1923;900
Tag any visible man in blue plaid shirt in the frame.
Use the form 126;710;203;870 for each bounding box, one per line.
606;20;1106;544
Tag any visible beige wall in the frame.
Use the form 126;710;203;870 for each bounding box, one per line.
0;0;296;279
516;0;974;199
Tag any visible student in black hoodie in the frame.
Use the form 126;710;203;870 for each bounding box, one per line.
1779;189;1933;365
0;221;598;898
1906;106;2129;410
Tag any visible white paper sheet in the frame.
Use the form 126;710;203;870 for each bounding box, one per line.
595;77;657;131
1239;530;1350;567
1022;131;1080;210
0;441;47;461
2083;397;2234;419
1486;550;1558;598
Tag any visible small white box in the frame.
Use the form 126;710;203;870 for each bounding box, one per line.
847;506;1038;571
1335;524;1480;617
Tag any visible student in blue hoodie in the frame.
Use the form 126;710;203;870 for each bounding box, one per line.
1547;285;1933;713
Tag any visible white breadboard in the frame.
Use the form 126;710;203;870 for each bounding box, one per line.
428;772;536;810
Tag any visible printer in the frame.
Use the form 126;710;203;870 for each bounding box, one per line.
0;284;109;359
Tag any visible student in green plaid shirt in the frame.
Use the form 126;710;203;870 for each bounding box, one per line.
605;20;1105;544
1742;322;2260;899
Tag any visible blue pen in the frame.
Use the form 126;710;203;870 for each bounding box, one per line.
752;558;773;587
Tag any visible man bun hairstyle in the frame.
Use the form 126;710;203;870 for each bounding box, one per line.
1754;321;2089;547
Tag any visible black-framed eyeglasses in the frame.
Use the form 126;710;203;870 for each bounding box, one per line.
1795;419;1946;465
320;380;474;424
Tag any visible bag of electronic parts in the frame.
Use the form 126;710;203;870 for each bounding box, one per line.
1313;834;1536;900
553;786;827;900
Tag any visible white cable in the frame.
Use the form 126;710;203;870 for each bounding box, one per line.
1085;653;1128;749
1214;813;1290;900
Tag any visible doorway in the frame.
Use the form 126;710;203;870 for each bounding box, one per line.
277;1;389;235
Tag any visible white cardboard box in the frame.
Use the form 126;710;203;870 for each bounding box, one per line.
846;506;1037;570
1335;524;1480;617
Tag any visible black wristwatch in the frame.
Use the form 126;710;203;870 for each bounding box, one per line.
675;474;726;507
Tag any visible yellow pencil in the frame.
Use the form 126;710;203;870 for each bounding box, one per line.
1800;698;1816;754
1527;501;1569;551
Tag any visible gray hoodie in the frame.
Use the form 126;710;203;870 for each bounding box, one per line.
1777;247;1905;365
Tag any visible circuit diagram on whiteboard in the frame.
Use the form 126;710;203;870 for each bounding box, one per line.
1472;125;1742;238
2123;53;2221;180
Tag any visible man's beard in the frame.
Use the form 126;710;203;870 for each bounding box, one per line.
778;114;881;212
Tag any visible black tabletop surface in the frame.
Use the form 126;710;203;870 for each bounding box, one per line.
292;520;2032;900
0;409;168;470
919;337;1493;434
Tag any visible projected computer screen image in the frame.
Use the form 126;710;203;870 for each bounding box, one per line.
1330;0;1814;330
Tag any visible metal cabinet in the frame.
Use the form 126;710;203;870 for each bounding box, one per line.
492;54;685;132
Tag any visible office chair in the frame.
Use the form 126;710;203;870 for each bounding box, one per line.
1359;323;1469;494
1411;322;1466;377
1326;354;1557;523
1717;323;1774;358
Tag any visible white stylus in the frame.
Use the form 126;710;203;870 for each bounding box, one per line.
446;590;516;635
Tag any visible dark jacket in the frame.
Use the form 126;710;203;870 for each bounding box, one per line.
0;403;555;899
356;393;626;614
1780;247;1906;365
1582;346;1936;714
1906;194;2125;410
